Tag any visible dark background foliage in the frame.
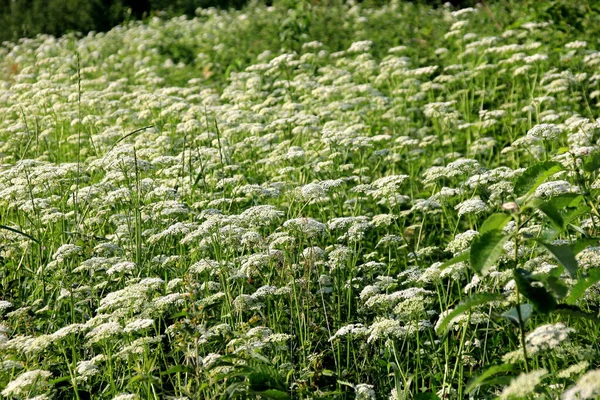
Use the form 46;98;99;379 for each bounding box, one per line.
0;0;597;44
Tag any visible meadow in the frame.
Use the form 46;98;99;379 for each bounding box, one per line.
0;1;599;399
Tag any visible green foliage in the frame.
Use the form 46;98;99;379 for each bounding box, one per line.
469;230;509;276
514;161;562;199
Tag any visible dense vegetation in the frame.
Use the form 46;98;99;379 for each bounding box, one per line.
0;1;600;399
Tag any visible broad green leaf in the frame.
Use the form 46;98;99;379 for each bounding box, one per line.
535;200;564;230
546;193;584;209
501;304;534;325
469;230;509;276
466;363;516;393
583;151;600;172
566;268;600;304
545;276;568;299
530;194;590;231
513;269;557;313
260;389;291;400
572;238;599;255
49;375;72;385
536;241;578;278
479;213;511;234
565;204;592;227
436;293;502;335
440;250;469;270
514;161;562;198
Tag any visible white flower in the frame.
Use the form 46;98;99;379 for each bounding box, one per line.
123;318;154;333
525;323;575;353
52;244;82;262
367;319;405;343
111;394;140;400
0;300;13;313
562;369;600;399
328;324;368;341
283;217;326;238
355;383;376;400
455;198;488;217
527;123;562;139
446;230;478;255
76;360;101;382
499;369;547;399
1;369;52;397
348;40;373;53
86;322;122;344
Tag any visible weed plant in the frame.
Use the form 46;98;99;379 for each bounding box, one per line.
0;1;599;399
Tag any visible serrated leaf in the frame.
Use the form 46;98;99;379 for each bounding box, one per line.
436;293;502;335
514;161;562;198
466;363;517;393
469;230;509;276
572;238;599;255
513;269;557;313
536;241;579;278
501;304;534;325
566;268;600;304
479;213;512;234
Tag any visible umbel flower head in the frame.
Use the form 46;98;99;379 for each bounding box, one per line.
562;369;600;400
526;123;562;139
1;369;52;397
499;369;547;399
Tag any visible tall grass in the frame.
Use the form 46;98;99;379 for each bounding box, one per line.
0;1;599;399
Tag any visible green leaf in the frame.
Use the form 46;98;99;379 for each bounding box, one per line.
514;161;562;198
439;250;469;270
565;204;592;227
534;200;565;230
566;268;600;304
583;151;600;172
479;213;512;234
545;276;568;299
513;269;557;313
49;375;72;385
466;363;517;393
436;293;502;335
259;389;291;400
469;230;509;276
536;241;579;278
572;238;599;255
530;194;590;231
501;304;534;325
